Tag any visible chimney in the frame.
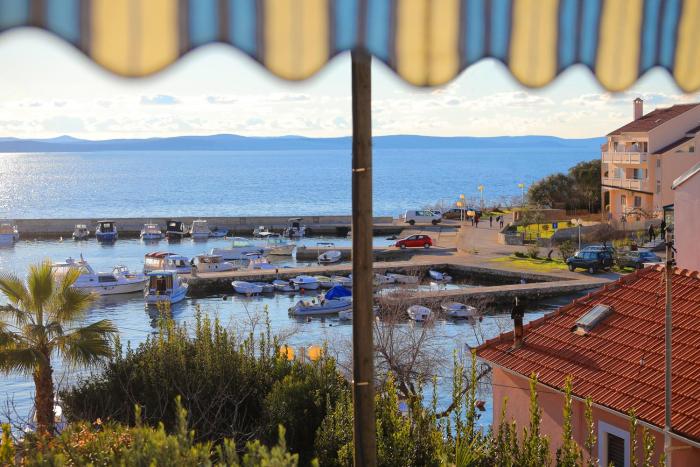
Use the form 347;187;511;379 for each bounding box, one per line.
511;297;525;349
634;98;644;121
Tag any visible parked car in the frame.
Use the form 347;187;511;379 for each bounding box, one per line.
581;244;615;254
395;234;433;249
443;207;483;219
566;250;613;273
617;250;662;269
403;210;442;226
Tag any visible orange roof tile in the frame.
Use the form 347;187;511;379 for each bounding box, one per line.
607;104;699;136
477;267;700;442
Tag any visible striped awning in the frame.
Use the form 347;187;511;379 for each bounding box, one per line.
1;0;700;91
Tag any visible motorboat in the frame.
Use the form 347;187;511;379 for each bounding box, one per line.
209;226;228;238
429;270;452;282
0;221;19;244
266;234;295;256
407;305;432;322
318;250;342;264
72;224;89;241
232;281;263;295
165;219;187;240
247;253;276;270
441;302;478;319
192;254;235;273
314;275;334;288
330;275;353;288
291;275;320;290
386;273;420;284
190;219;211;240
211;237;267;261
289;286;352;316
143;252;191;274
283;218;306;238
251;282;275;293
338;305;380;321
253;226;272;237
374;274;397;286
52;257;147;295
144;270;188;305
272;279;295;292
140;223;163;241
95;220;118;242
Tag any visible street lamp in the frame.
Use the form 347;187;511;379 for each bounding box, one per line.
571;218;582;250
518;183;525;207
478;185;484;211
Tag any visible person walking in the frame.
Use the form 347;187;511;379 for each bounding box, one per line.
474;215;480;228
660;219;667;239
648;224;655;243
489;215;493;228
499;216;504;228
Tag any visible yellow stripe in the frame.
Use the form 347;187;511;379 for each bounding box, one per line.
509;0;559;88
396;0;460;86
674;0;700;92
264;0;329;80
91;0;178;76
595;0;643;92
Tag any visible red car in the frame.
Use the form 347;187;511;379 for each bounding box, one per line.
395;234;433;249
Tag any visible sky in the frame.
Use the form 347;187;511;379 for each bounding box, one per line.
0;28;699;140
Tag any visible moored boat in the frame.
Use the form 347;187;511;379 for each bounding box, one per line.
190;219;211;240
144;270;188;305
407;305;432;322
314;275;334;288
251;282;275;293
143;252;191;274
52;257;147;295
318;249;342;264
72;224;90;241
192;254;235;273
374;274;397;286
289;286;352;316
209;226;228;238
232;281;263;295
429;270;452;282
253;225;271;237
330;275;352;288
441;302;477;319
140;223;163;241
266;234;295;255
283;218;306;238
95;220;117;242
247;253;276;270
272;279;295;292
165;219;187;240
211;237;267;261
291;275;320;290
386;273;420;284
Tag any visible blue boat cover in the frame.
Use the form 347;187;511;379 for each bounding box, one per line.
325;285;351;300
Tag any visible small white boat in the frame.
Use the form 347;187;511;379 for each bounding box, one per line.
189;219;211;240
266;234;295;255
386;273;420;284
72;224;90;241
192;254;235;273
232;281;263;295
143;252;191;274
272;279;295;292
165;219;187;240
52;257;147;295
374;274;396;286
314;275;334;288
289;286;352;316
140;223;163;241
212;237;267;261
251;282;274;293
247;253;276;270
429;270;452;282
330;275;353;288
95;220;117;242
253;226;272;237
441;302;478;319
283;218;306;238
144;270;188;305
291;275;320;290
407;305;432;322
209;227;228;238
319;250;342;264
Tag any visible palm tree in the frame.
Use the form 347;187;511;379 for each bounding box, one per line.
0;260;117;435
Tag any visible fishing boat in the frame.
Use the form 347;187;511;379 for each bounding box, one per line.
140;223;163;241
266;234;295;255
330;275;352;288
72;224;90;241
189;219;211;240
192;254;235;273
289;286;352;316
407;305;432;322
211;237;266;261
386;273;420;284
143;252;192;274
144;270;188;305
52;257;147;295
291;275;320;290
247;253;276;270
318;250;342;264
428;270;452;282
314;275;334;288
374;274;397;286
231;281;263;295
251;282;275;293
165;219;187;240
272;279;295;292
441;302;478;319
95;220;117;242
0;221;20;244
209;226;228;238
253;226;272;237
283;218;306;238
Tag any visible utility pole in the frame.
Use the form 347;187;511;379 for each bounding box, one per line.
518;182;525;207
664;226;675;466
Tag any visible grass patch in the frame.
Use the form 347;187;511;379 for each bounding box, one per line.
489;255;570;273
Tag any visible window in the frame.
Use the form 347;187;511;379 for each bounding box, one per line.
632;168;644;180
621;195;627;207
690;145;695;153
634;196;642;208
614;167;624;179
607;434;625;466
656;159;661;168
657;180;661;194
598;421;630;467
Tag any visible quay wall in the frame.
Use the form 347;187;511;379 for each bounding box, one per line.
13;216;398;238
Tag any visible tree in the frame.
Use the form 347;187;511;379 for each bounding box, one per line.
568;160;602;212
527;174;574;209
0;261;116;435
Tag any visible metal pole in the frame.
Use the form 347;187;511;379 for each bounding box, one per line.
664;229;674;465
351;49;377;467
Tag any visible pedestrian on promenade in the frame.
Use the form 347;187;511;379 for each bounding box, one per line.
475;215;480;228
470;215;474;226
499;216;504;228
660;219;667;239
489;215;493;228
648;224;656;243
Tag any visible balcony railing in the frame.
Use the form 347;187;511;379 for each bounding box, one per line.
602;151;648;164
601;177;650;191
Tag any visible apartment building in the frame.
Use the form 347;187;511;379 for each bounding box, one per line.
602;98;700;225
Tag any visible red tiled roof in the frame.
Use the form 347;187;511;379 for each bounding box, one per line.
477;267;700;442
607;104;699;136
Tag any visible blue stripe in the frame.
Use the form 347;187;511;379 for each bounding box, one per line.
0;0;28;30
335;0;357;51
366;0;390;60
465;0;485;63
189;0;218;46
579;0;601;67
46;0;79;44
659;0;681;69
558;0;577;69
640;0;662;70
231;0;257;55
490;0;511;60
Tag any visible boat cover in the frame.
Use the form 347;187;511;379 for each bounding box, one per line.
325;285;351;300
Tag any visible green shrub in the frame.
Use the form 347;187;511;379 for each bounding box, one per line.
526;244;540;259
514;251;526;258
557;240;576;261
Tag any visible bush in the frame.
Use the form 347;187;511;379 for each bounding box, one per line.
526;244;540;259
557;240;576;261
514;251;526;258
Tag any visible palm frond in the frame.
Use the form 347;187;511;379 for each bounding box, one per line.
0;273;30;307
0;346;45;375
54;319;117;368
0;303;31;328
27;261;55;316
47;285;97;324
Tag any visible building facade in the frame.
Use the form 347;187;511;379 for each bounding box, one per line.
602;99;700;227
672;162;700;271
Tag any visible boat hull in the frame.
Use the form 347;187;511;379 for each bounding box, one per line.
191;232;210;240
268;244;295;255
212;247;267;261
0;234;18;244
141;233;163;241
74;279;147;296
289;299;352;316
232;281;263;294
145;285;188;305
96;232;117;242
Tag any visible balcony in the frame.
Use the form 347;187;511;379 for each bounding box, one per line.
601;177;650;192
602;151;648;164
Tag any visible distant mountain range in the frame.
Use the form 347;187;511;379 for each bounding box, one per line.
0;134;605;153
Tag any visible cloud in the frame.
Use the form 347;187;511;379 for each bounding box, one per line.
140;94;180;105
206;95;237;105
42;116;85;132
